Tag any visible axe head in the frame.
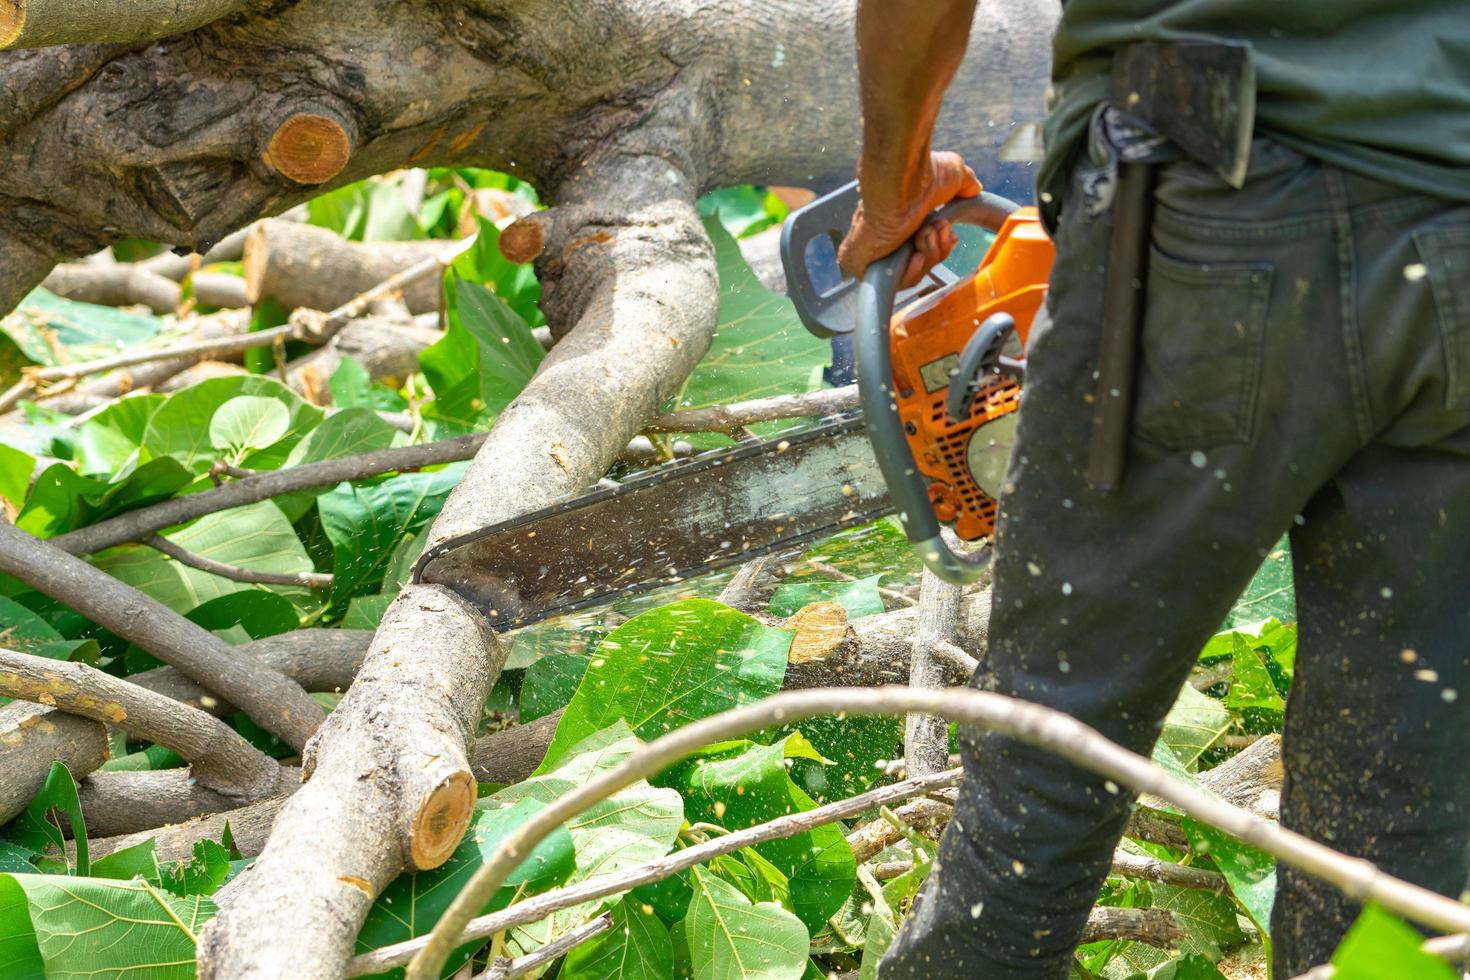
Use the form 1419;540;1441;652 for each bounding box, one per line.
1113;40;1256;188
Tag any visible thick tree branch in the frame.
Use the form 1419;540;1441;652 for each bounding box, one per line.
407;687;1470;978
77;768;297;840
0;648;284;799
145;533;333;589
0;0;254;50
41;262;181;314
0;522;322;750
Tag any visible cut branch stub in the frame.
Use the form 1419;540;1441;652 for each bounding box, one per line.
264;113;354;186
499;213;549;264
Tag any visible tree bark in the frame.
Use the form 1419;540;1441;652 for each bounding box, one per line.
78;768;298;840
243;220;447;315
0;0;255;50
41;261;181;314
905;568;967;776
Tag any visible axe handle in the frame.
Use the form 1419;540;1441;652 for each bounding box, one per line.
1087;160;1158;491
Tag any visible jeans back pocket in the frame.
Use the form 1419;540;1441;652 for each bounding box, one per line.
1133;247;1275;451
1412;223;1470;412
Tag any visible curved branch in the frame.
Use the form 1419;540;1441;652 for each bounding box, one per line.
0;0;254;50
0;648;284;798
145;533;333;589
407;686;1470;979
0;523;322;750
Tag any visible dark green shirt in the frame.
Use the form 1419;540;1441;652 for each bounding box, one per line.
1041;1;1470;219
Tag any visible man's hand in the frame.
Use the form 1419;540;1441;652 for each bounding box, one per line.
838;150;981;289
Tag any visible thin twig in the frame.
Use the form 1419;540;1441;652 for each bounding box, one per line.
476;913;613;979
0;647;284;798
146;534;333;589
344;768;962;976
645;385;859;435
405;687;1470;979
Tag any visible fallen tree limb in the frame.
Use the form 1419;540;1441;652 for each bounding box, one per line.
93;795;289;864
78;768;298;840
645;385;860;436
906;564;966;775
41;262;181;314
244;220;449;315
0;0;253;50
0;523;321;750
142;225;258;282
408;687;1470;978
190;271;249;310
285;316;440;406
0;628;367;825
1080;907;1186;948
0;647;284;799
145;533;333;589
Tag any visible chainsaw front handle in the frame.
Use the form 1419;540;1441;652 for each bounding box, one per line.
856;191;1021;585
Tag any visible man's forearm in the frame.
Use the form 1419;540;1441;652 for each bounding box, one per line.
855;0;979;210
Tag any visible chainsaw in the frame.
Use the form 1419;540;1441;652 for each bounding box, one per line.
412;181;1055;629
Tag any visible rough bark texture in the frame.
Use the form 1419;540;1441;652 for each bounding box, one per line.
243;220;446;314
93;795;288;864
0;0;1055;313
0;702;107;823
905;569;967;775
0;0;255;50
77;768;299;839
285;315;440;403
196;584;501;979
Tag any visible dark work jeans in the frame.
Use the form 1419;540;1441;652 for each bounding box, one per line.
880;132;1470;978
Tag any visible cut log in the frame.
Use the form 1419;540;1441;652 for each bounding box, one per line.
78;768;299;840
243;221;446;315
285;316;441;404
42;262;180;314
0;0;254;50
190;271;249;309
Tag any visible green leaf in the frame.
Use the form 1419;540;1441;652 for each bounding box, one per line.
1181;819;1275;938
186;590;299;641
208;395;291;456
1160;685;1231;768
672;219;832;444
685;867;808;980
672;739;855;930
306;178;425;242
1150;884;1245;960
354;798;575;977
141;375;322;475
0;873;214;979
1225;634;1286;713
1129;954;1230;980
274;407;401;521
491;724;684;961
421;273;543;426
449;217;543;326
1223;540;1294;630
859;864;928;980
93;501;317;614
7;762;87;876
329;357;408;412
91;839;160;884
541;598;792;771
561;898;673;980
4;289;161;365
520;652;592;722
766;574;886;619
1331;905;1455;980
318;463;466;601
0;843;36;874
697;187;789;240
343;595;392;630
0;596;94;664
0;444;34;510
73;395;166;476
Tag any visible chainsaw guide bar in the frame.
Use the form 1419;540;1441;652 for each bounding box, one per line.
411;416;893;630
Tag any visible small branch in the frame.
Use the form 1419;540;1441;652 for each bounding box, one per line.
645;385;859;435
1108;850;1228;893
345;768;962;977
405;687;1470;979
0;648;283;799
906;564;967;776
476;913;613;980
1079;906;1185;947
52;434;487;556
145;533;332;589
0;523;322;751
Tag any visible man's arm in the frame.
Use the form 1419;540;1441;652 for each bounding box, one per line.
838;0;981;289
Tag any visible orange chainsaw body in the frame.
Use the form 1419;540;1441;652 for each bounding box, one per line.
886;208;1054;541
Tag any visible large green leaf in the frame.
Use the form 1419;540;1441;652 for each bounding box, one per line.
671;219;831;442
93;501;315;614
1150;884;1245;961
698;186;789;240
1331;905;1455;980
0;874;214;980
1223;539;1294;629
541;599;793;771
329;357;410;413
3;289;162;366
859;864;928;980
671;738;856;931
492;724;684;960
561;897;673;980
685;867;808;980
520;652;593;722
140;376;322;475
318;463;466;601
766;574;886;619
15;456;194;539
1225;633;1286;714
353;798;575;978
73;395;166;477
307;177;426;242
420;273;543;427
6;762;87;876
208;396;291;459
0;596;95;664
1181;819;1275;939
1160;685;1231;769
1126;955;1230;980
274;407;401;521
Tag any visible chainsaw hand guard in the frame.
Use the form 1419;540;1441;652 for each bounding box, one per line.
857;193;1026;585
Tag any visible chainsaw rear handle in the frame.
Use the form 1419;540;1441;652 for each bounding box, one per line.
855;192;1021;585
